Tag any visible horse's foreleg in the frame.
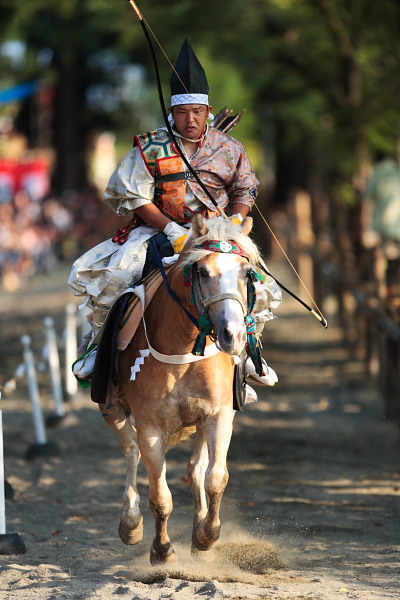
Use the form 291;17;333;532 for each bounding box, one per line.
138;425;176;565
188;428;209;527
117;414;144;545
100;389;143;545
192;409;234;553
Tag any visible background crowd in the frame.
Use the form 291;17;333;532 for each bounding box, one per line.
0;185;121;292
0;125;121;292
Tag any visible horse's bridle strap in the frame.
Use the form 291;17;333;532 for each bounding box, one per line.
130;283;220;365
202;292;247;314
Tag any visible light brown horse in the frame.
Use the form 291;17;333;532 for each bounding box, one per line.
98;214;263;564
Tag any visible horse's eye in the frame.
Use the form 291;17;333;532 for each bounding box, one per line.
198;267;209;279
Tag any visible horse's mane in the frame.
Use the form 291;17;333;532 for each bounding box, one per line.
179;217;262;269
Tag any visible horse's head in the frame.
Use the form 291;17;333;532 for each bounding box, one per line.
181;214;261;356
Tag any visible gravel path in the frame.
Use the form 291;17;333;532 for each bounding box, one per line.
0;266;399;600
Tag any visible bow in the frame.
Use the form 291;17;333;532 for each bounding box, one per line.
129;0;227;219
128;1;328;329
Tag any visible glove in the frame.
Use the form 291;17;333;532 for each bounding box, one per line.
230;213;243;226
163;222;189;253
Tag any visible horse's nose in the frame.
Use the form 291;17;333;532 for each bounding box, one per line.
219;321;246;355
209;299;247;355
220;325;234;347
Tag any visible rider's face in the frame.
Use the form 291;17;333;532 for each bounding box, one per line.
171;104;212;140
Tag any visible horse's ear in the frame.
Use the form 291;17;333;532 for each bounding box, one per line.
241;216;253;236
191;214;208;238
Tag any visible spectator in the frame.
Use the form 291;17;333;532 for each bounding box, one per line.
0;186;123;291
363;152;400;306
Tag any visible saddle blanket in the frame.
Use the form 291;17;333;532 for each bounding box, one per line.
117;268;170;351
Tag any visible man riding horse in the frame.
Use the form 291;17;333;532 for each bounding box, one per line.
68;39;281;391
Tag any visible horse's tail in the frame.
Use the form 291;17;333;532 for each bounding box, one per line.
166;426;196;452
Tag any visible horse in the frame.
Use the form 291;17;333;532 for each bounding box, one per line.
97;214;264;565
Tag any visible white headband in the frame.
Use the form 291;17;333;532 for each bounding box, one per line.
171;93;209;107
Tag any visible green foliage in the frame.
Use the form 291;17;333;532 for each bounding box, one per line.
1;0;399;204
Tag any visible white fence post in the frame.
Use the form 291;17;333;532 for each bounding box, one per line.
21;335;47;446
0;410;5;536
0;408;26;554
21;335;59;460
65;303;78;397
43;316;65;418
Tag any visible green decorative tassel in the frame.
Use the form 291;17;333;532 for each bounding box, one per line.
245;276;263;376
246;333;263;376
192;314;214;356
249;269;266;283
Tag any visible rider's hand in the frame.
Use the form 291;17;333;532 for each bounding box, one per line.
230;213;243;226
163;222;189;253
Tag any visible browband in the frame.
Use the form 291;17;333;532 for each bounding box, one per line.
193;240;249;260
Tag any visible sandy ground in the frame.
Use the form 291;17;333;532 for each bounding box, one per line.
0;265;399;600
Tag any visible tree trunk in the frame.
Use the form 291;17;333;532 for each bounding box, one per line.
52;50;88;193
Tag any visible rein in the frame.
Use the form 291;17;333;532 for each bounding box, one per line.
148;235;264;375
150;236;199;328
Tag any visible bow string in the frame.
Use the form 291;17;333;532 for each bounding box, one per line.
127;1;328;329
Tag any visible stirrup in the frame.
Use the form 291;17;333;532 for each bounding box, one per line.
244;384;258;404
72;347;97;379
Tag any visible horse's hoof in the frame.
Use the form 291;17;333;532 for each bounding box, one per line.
150;543;176;565
191;545;216;562
192;521;220;551
118;515;143;545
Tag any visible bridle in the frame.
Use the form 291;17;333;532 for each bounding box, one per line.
149;235;263;374
192;271;248;318
184;240;264;375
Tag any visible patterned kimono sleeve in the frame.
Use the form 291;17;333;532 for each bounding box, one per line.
227;144;259;208
104;146;155;216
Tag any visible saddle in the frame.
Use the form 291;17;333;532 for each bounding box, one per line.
117;270;165;351
91;233;174;404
